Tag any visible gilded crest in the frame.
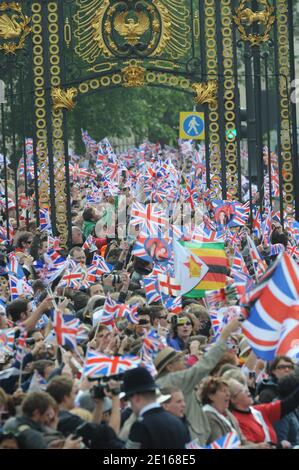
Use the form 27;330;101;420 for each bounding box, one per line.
114;10;150;46
192;81;218;106
122;65;146;88
234;0;275;47
74;0;191;63
51;87;78;111
0;2;31;55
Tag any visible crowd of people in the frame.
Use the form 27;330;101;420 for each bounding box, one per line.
0;135;298;450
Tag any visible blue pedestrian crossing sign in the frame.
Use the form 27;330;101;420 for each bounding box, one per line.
180;112;205;140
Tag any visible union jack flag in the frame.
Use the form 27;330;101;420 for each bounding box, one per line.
8;221;14;242
143;276;161;304
224;228;242;247
185;439;202;450
84;265;100;285
130;202;168;237
8;274;23;300
270;243;285;256
131;237;152;263
82;235;97;252
18;158;35;180
60;271;83;289
96;149;106;167
192;224;224;243
230;249;251;285
261;211;272;244
91;254;112;274
231;201;250;227
141;329;165;359
205;289;226;309
16;328;28;363
69;163;95;180
81;129;98;157
102;297;138;325
52;310;79;350
0;298;6;315
86;187;102;204
252;209;262;238
162;294;182;315
18;195;30;210
183;177;197;210
83;350;141;378
276;317;299;360
44;248;66;270
241;252;299;361
114;303;139;325
7;253;25;279
0;226;7;243
47;235;60;252
246;235;267;280
104;162;119;183
39;208;52;232
101;297;118;325
98;137;116;161
141;357;158;378
0;328;15;354
289;220;299;243
205;432;241;449
287;244;299;260
210;311;222;340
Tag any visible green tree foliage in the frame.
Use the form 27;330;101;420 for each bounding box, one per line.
67;86;194;153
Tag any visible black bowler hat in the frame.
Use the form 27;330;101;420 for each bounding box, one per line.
122;367;157;398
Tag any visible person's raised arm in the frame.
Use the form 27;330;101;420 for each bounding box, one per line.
23;296;54;332
106;380;121;435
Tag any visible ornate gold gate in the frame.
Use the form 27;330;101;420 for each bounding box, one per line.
0;0;297;244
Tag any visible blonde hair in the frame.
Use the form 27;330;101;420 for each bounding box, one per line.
222;369;247;385
70;408;92;422
126;295;146;307
226;378;245;398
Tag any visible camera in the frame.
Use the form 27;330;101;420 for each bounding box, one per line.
106;382;122;396
90;383;106;400
112;274;120;286
25;338;35;346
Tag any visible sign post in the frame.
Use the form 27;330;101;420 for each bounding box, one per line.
180;112;205;140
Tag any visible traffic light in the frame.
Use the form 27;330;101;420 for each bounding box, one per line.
225;128;237;141
225;109;247;141
240;108;248;139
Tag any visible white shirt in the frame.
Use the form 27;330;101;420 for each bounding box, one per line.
139;402;161;417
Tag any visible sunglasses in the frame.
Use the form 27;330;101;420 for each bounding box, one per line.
178;320;192;326
276;364;295;370
138;319;150;325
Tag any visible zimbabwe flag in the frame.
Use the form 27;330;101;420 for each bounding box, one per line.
180;241;228;298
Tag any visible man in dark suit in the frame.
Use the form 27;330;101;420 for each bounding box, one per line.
123;367;189;449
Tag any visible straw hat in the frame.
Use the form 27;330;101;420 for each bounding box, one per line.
239;337;251;357
154;347;184;376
